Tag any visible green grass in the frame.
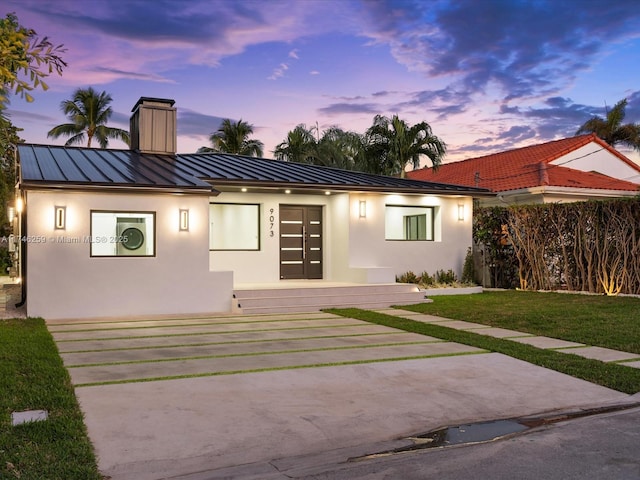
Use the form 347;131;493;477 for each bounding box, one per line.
327;308;640;394
0;318;102;480
398;291;640;354
76;352;486;388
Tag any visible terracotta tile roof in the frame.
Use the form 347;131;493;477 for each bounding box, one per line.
407;134;640;193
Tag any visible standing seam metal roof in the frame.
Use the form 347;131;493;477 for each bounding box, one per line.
18;144;490;195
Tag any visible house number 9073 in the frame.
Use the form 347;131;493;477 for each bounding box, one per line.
269;208;275;237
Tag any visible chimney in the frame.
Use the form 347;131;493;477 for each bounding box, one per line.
130;97;177;155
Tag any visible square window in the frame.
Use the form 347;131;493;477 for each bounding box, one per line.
210;203;260;250
385;205;434;241
90;211;155;257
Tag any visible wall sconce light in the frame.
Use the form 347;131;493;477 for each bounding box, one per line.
54;206;66;230
7;206;14;223
359;200;367;218
457;203;465;221
179;209;189;231
16;197;24;214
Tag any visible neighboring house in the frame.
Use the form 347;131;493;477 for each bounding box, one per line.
407;134;640;205
14;97;489;320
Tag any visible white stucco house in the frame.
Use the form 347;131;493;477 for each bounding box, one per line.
14;97;490;320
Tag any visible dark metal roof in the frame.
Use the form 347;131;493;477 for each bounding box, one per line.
18;144;491;196
18;144;213;194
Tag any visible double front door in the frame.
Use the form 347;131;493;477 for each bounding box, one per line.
279;205;323;279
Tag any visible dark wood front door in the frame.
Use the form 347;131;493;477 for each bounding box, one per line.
279;205;323;279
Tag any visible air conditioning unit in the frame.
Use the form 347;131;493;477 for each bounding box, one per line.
116;218;147;255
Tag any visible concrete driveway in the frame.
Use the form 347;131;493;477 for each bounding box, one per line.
47;311;632;480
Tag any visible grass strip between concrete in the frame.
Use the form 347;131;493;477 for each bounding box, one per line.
66;340;448;368
53;321;370;343
49;315;348;333
73;351;487;388
57;331;410;354
47;312;337;327
327;308;640;395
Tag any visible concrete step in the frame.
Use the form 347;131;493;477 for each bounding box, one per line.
233;284;428;314
235;283;420;299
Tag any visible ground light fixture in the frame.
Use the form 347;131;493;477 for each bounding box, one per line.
179;209;189;231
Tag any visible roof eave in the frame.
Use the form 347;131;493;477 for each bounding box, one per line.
20;181;218;196
206;179;494;197
500;185;640;197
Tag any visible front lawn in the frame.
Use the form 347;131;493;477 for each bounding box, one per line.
401;291;640;355
0;318;102;479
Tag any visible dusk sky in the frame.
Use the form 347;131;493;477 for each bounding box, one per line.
5;0;640;166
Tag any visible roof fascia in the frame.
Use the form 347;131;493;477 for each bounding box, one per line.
20;182;218;196
500;185;639;198
207;179;494;197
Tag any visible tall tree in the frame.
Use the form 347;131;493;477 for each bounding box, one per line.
200;118;264;157
0;13;65;272
273;124;317;163
0;13;66;111
365;114;446;177
0;116;21;273
316;127;366;170
47;87;129;148
275;124;366;171
576;99;640;151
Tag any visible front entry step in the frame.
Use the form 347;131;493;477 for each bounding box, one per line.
233;283;429;314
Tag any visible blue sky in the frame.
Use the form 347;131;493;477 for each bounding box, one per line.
5;0;640;165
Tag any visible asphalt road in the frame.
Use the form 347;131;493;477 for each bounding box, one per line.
194;404;640;480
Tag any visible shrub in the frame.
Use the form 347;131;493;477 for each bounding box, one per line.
396;271;419;284
462;247;475;284
419;271;435;286
435;269;457;284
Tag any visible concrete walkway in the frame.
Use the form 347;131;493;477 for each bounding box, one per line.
376;308;640;369
46;311;638;480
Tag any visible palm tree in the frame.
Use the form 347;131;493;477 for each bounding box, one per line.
576;98;640;151
199;118;264;157
365;114;446;177
316;127;366;170
47;87;129;148
273;124;317;163
275;124;367;171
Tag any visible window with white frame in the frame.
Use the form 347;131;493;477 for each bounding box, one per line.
385;205;435;241
210;203;260;250
90;211;155;257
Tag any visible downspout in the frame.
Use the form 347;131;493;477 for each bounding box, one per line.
14;147;26;308
15;198;26;308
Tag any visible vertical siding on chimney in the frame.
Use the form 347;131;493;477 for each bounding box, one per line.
130;98;177;155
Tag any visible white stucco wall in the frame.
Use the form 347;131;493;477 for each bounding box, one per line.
210;191;472;285
24;190;233;320
209;192;342;283
348;193;472;280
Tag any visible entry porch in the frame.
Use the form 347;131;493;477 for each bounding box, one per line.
233;281;429;314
